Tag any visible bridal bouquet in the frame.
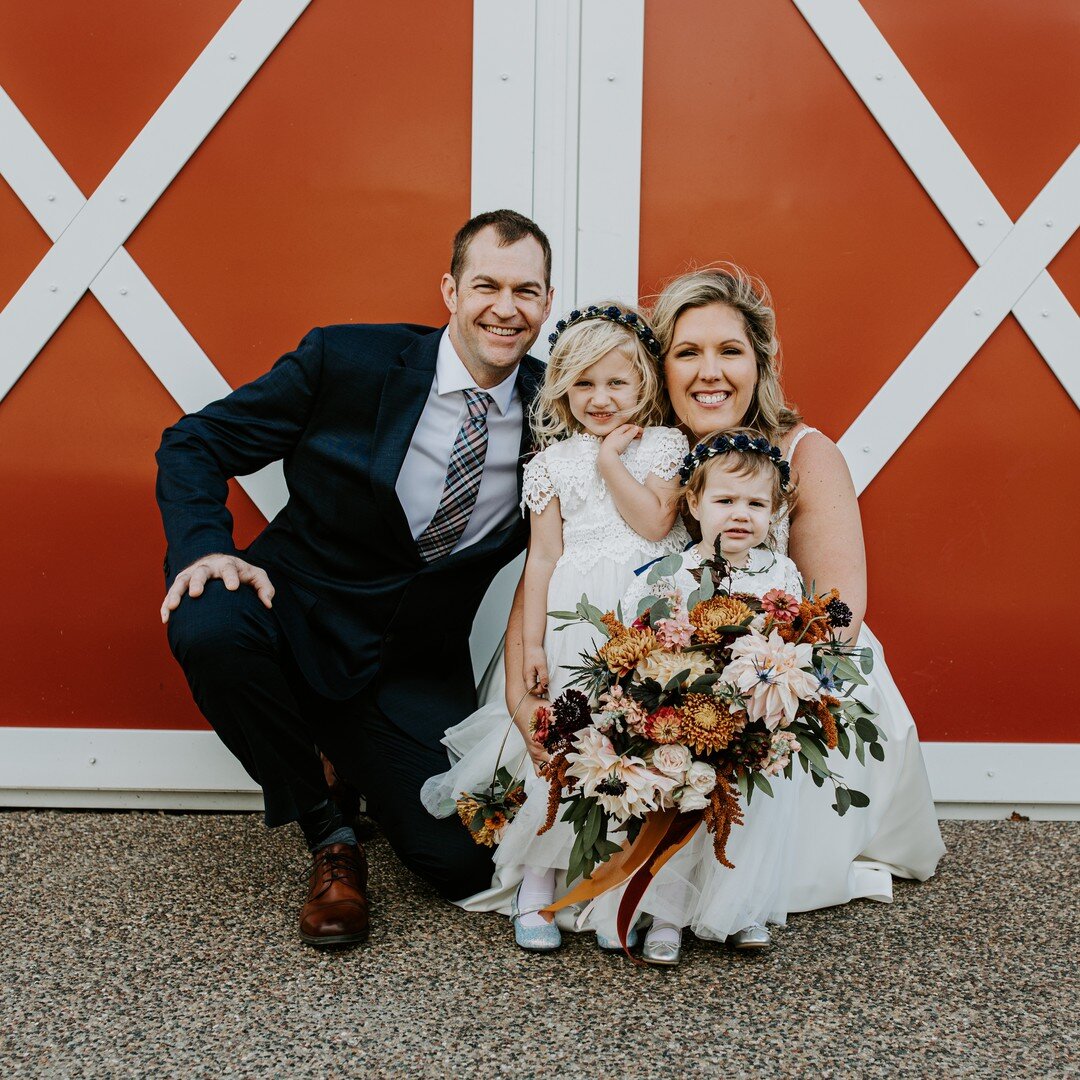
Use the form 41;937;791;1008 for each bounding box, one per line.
533;553;884;885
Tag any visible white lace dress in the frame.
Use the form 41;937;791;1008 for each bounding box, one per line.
421;426;690;916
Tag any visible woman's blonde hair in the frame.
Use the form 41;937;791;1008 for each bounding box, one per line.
679;426;797;545
649;264;801;443
530;303;666;447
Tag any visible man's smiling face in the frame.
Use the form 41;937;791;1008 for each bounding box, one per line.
441;225;552;388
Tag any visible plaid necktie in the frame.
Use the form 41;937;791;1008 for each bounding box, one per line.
416;388;495;562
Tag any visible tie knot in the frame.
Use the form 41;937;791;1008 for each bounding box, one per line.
464;388;493;420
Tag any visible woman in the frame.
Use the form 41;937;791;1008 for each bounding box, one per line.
501;265;944;932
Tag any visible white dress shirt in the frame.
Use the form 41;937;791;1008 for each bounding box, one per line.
395;329;523;553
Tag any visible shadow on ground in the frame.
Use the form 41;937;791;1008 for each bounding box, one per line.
1;812;1075;1078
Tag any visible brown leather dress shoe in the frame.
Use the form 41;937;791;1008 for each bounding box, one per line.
298;842;370;948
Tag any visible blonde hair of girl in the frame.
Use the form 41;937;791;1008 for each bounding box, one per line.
530;303;667;448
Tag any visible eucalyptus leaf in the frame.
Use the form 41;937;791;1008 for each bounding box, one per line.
649;598;672;624
547;609;581;621
751;771;774;798
688;673;722;693
848;789;870;808
855;716;878;743
736;771;750;799
582;803;603;852
836;724;850;758
798;735;832;778
855;737;866;767
869;741;885;762
646;553;685;584
664;669;693;692
835;786;852;815
686;588;701;610
637;596;655;619
810;769;825;787
858;649;875;675
699;568;715;601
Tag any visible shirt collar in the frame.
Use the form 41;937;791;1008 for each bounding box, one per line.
436;329;518;416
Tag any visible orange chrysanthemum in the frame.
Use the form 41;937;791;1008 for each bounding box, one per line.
679;693;741;753
599;627;657;676
690;595;754;644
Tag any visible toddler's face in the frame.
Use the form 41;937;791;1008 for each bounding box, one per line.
567;348;643;438
687;464;774;563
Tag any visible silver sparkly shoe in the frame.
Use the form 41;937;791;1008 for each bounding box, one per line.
728;923;772;950
510;889;562;952
641;930;682;966
596;926;640;951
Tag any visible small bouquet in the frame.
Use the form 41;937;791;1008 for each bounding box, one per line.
454;766;526;848
531;552;884;886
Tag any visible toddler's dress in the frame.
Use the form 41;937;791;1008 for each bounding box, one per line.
421;426;690;918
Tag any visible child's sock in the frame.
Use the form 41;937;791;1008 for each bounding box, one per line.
515;867;556;929
645;919;682;947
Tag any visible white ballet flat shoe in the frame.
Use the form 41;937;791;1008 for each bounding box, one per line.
728;923;772;950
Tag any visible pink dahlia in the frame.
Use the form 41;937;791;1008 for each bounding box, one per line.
761;589;801;623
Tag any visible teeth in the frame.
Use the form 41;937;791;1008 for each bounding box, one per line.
693;392;730;404
484;325;519;336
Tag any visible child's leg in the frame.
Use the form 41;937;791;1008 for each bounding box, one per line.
514;864;557;929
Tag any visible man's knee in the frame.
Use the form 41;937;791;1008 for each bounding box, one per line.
166;579;274;674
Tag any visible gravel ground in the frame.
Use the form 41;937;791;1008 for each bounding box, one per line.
1;811;1076;1078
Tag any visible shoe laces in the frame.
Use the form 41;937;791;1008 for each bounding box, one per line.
298;848;361;900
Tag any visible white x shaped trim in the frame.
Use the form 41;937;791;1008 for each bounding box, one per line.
0;0;309;518
794;0;1080;493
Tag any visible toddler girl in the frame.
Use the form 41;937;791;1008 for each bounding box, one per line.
603;427;803;962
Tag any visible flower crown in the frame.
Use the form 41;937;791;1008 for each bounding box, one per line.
547;304;662;360
678;431;792;489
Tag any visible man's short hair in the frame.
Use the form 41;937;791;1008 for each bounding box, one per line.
450;209;552;287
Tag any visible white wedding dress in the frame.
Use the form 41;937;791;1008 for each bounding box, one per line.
773;427;944;909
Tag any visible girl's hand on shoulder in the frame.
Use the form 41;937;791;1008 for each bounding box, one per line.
523;646;549;697
599;423;643;458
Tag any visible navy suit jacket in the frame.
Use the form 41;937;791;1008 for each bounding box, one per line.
156;323;544;744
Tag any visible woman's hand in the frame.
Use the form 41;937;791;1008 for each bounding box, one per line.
522;646;549;697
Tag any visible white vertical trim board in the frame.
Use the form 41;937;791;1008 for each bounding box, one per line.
1;729;1076;817
575;0;644;306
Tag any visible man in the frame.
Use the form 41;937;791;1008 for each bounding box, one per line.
156;210;552;948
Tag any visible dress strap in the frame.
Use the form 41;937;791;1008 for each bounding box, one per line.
787;425;820;460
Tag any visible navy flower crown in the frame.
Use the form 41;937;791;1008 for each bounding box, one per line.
547;304;662;360
678;431;792;489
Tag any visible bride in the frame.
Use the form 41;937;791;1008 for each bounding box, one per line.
429;264;945;944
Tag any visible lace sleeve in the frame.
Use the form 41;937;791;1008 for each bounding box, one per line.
521;452;556;514
644;427;690;481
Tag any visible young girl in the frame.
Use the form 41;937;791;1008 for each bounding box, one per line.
421;303;690;949
595;427;804;963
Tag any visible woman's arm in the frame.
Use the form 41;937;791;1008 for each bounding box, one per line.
597;426;680;542
785;430;867;641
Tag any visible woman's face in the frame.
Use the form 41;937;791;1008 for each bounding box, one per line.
663;303;759;439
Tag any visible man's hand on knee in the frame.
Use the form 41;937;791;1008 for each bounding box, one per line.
160;553;275;623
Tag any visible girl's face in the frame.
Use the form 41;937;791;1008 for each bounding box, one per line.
664;303;759;439
567;348;644;437
686;463;774;563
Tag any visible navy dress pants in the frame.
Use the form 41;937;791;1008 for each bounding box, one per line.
165;579;494;901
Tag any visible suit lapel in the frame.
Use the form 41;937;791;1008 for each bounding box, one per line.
371;330;440;542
